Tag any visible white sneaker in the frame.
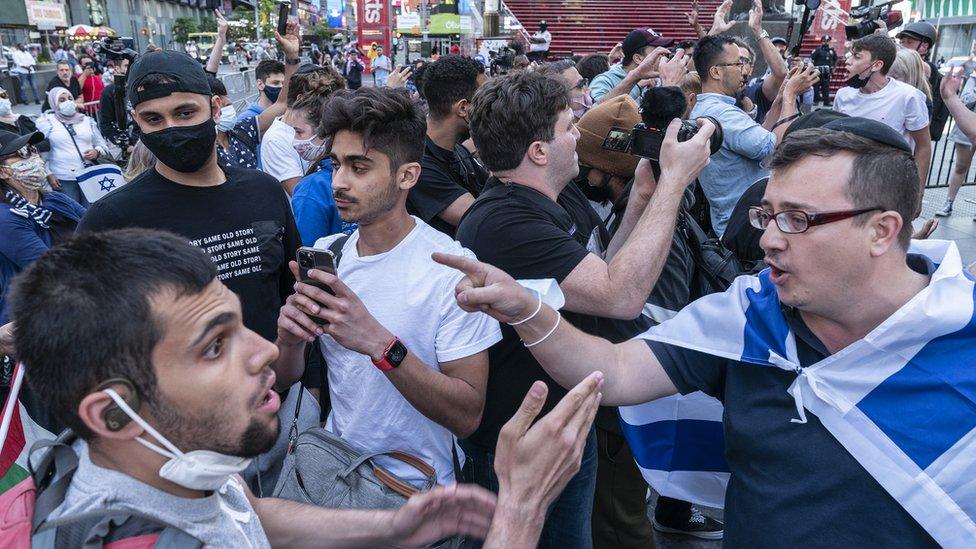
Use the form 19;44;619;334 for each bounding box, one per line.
935;201;953;217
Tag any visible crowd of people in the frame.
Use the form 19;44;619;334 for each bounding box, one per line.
1;1;976;547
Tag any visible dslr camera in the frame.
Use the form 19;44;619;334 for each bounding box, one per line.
845;1;902;40
92;37;138;63
602;86;722;161
602;118;723;161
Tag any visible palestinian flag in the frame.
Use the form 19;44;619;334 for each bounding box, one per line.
0;364;54;494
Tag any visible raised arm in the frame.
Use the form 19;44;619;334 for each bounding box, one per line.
558;117;712;320
205;9;228;75
256;21;301;136
749;0;787;99
431;253;679;406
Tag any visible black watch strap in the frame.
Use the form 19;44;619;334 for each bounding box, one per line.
285;57;300;65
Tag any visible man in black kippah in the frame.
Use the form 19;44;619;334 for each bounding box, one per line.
76;32;312;494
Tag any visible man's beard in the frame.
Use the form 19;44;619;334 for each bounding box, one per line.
149;388;279;458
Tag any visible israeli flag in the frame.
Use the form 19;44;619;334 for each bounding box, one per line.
77;164;126;204
631;239;976;547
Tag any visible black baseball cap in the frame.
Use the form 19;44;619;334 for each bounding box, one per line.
0;130;43;157
823;117;913;153
622;29;674;60
126;50;212;109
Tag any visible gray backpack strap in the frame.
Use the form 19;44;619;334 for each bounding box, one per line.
36;511;203;549
29;432;80;532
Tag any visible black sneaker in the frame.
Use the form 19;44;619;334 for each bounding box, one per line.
652;507;724;540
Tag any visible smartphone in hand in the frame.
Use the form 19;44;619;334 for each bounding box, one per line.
296;247;337;324
277;2;291;35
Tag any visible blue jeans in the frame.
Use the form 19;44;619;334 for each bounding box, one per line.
17;73;40;103
460;428;597;549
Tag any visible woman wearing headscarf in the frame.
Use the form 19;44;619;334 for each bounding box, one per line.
0;130;84;325
35;86;110;206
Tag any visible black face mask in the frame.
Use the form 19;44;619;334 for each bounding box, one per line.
846;67;874;89
263;85;281;103
140;118;217;173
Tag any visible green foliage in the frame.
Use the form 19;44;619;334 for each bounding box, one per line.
172;17;199;45
309;25;339;40
229;6;256;42
199;16;217;33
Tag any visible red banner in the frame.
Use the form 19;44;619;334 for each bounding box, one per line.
357;0;391;70
811;0;853;55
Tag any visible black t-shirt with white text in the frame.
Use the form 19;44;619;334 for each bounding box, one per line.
76;165;299;341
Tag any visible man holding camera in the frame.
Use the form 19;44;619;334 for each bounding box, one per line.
589;28;674;103
455;67;712;548
690;34;816;237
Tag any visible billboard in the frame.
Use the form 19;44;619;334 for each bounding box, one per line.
357;0;391;52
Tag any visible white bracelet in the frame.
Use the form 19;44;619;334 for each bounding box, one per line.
507;291;543;326
523;313;561;348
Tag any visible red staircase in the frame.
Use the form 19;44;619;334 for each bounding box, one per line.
505;0;847;90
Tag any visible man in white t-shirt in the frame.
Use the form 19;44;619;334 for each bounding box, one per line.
275;87;501;485
372;46;392;87
833;34;931;193
528;21;552;62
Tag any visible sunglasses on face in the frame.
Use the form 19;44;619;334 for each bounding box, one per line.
0;91;7;99
573;78;589;90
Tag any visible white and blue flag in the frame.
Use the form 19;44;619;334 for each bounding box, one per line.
626;239;976;547
77;163;126;204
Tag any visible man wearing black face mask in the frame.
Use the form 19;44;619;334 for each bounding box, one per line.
833;34;931;194
77;50;301;346
76;51;307;494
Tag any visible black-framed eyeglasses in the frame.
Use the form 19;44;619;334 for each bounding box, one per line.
748;206;883;234
573;77;589;90
0;90;8;99
715;62;748;69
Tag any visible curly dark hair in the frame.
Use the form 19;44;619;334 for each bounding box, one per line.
469;71;569;172
417;55;485;119
576;54;610;82
287;64;346;107
318;87;426;172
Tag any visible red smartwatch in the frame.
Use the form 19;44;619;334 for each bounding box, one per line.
372;337;408;372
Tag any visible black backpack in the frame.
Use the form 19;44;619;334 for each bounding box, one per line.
678;210;758;300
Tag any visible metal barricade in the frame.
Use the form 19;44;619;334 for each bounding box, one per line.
927;118;976;189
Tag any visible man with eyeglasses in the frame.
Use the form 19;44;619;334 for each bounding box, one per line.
538;60;592;121
434;118;948;546
690;34;816;237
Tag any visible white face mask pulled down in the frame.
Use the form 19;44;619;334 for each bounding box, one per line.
103;388;251;491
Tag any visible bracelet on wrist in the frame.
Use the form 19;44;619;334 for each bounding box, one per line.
508;291;543;326
523;313;562;348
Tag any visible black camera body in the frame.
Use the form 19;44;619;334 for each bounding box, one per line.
92;37;138;63
602;118;723;161
845;1;900;40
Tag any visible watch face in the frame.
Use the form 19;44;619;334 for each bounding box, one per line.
388;340;408;365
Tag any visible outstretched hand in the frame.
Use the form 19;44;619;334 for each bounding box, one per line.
430;253;535;324
392;484;497;546
386;65;412;88
709;0;736;35
941;66;964;100
215;9;229;39
494;374;604;514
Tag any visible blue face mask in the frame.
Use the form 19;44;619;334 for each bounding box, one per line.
263;85;281;103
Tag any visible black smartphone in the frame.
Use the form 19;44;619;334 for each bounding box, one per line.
277;2;291;36
296;245;337;297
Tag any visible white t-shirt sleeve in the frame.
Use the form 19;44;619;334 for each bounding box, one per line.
832;87;853;115
260;124;307;182
903;89;930;132
434;248;502;363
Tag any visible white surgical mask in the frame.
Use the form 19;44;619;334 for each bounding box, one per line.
293;135;325;162
217;105;237;132
0;98;12;116
58;100;77;117
103;388;251;491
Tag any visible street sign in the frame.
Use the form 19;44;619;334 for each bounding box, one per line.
26;1;68;29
